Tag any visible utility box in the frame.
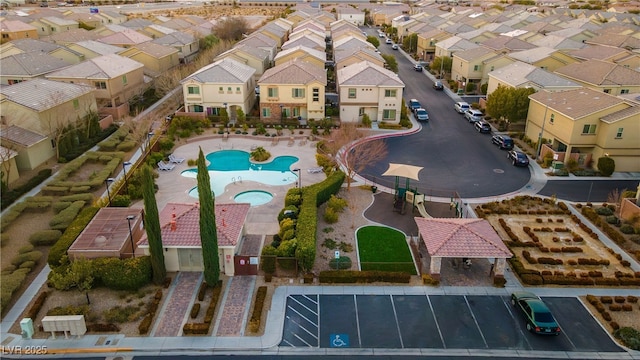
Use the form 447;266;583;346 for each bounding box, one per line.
551;161;564;174
20;318;34;339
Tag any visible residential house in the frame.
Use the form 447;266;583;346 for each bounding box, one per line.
331;26;366;44
0;20;39;42
274;45;326;68
65;40;124;59
0;126;50;173
98;29;153;48
152;32;199;63
180;57;256;121
118;42;180;78
450;47;497;90
285;11;313;27
30;17;78;37
289;27;326;44
530;34;586;50
141;24;176;39
336;6;365;26
156;18;193;31
334;46;384;69
554;59;640;96
0;52;71;85
0;79;97;169
481;35;536;53
46;53;145;119
235;32;278;64
480;53;516;85
507;47;578;72
0;146;19;186
337;61;405;124
526;89;639;171
435;36;479;59
486;61;582;95
370;6;407;26
96;10;128;26
64;12;104;29
417;28;451;62
295;18;327;35
281;35;326;52
584;33;640;50
2;38;84;64
546;27;597;44
567;45;640;70
42;28;102;45
215;44;271;80
257;59;327;123
137;202;251;276
255;22;289;48
119;18;154;30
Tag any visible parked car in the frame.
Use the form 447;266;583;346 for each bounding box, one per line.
378;32;385;38
433;81;444;90
454;101;470;114
415;108;429;121
385;38;392;44
474;121;491;133
413;64;423;71
511;292;560;335
392;44;398;50
464;109;484;123
507;150;529;167
408;99;421;113
491;134;514;150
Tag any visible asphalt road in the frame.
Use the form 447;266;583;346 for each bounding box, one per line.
280;294;622;352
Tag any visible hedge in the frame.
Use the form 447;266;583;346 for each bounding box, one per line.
319;270;411;284
139;289;162;335
48;206;99;269
1;169;52;210
29;230;62;246
1;202;27;230
11;251;42;267
59;193;94;203
1;268;30;313
26;291;49;320
49;200;86;231
93;256;152;290
248;286;267;333
614;327;640;350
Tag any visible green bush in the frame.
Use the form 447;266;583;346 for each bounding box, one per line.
93;256;152;290
329;256;352;270
53;202;72;213
116;140;136;152
277;239;298;257
596;207;613;215
111;194;131;207
327;195;347;212
614;326;640;350
59;193;94;203
18;244;35;254
248;286;267;333
620;224;635;234
323;207;339;223
11;251;42;267
103;305;140;323
277;205;299;222
1;169;52;210
260;246;277;274
597;156;615;176
250;147;271;162
19;261;35;270
319;270;411;283
47;304;91;316
49;200;85;230
29;230;63;246
70;186;92;193
190;303;200;319
48;207;99;269
284;193;302;207
1;269;30;313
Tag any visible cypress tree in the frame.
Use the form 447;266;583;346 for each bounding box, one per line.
197;147;220;285
141;164;166;284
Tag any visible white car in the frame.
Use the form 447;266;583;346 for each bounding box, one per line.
392;44;398;50
454;101;470;114
464;109;484;123
385;38;392;44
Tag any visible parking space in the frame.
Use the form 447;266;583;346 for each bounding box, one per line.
280;294;622;352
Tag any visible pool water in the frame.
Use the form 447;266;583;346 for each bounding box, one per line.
182;150;299;197
234;190;273;206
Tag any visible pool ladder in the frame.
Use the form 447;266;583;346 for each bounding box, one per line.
232;176;242;184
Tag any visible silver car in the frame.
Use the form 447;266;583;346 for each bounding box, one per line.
464;109;484;123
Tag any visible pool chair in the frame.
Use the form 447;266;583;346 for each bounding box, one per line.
168;154;185;163
157;161;175;171
307;167;323;174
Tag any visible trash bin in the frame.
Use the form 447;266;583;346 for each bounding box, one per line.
371;186;377;193
551;161;564;174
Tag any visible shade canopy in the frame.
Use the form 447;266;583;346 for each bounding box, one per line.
381;163;423;181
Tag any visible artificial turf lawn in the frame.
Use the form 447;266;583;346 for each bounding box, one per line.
356;225;417;275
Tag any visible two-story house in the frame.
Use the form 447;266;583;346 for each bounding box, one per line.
257;59;327;123
450;47;497;90
0;52;71;85
337;61;405;124
46;53;145;119
215;44;271;81
30;16;78;37
526;89;639;172
274;45;326;68
0;20;39;42
486;61;582;95
118;42;180;78
180;57;256;122
507;47;578;72
554;59;640;96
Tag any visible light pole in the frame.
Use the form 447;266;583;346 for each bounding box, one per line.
105;177;115;206
122;161;131;195
146;132;153;153
439;55;445;79
536;102;551;161
223;102;228;130
293;168;301;189
279;104;284;124
126;215;136;258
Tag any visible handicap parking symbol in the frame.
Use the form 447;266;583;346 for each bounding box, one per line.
330;333;349;348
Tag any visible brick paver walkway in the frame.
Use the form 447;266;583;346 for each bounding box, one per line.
153;272;202;337
238;234;262;256
215;276;256;337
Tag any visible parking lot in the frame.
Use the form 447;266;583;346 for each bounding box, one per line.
280;294;622;352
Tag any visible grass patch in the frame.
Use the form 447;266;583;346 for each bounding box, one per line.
357;226;416;274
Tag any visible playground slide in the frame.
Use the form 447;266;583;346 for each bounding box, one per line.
415;201;432;218
406;191;432;218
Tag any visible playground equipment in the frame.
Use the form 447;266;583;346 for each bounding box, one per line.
382;163;424;215
406;190;432;218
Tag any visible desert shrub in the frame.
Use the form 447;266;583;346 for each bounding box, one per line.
596;207;613;216
138;315;153;335
323;207;339;223
26;291;48;320
47;304;91;316
329;256;352;270
614;327;640;350
602;312;612;321
628;296;638;303
326;195;347;212
11;251;42;267
197;283;208;302
248;286;267;333
601;296;613;304
622;304;633;311
609;304;622;311
614;296;626;303
597;156;615;177
93;256;152;290
29;230;62;246
190;303;200;319
620;224;635;234
586;294;598;305
103;305;140;323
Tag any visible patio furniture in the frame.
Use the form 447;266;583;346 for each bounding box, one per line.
307;167;323;174
157;161;175;171
168;154;185;163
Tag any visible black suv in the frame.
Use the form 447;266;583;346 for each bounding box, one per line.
492;134;514;150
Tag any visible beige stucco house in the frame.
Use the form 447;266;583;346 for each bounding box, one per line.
30;17;79;37
118;42;180;78
274;45;326;68
526;89;639;172
0;20;39;42
554;59;640;96
0;126;51;173
487;61;583;95
215;44;271;81
451;47;497;89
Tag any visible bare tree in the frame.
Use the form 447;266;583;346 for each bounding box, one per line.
0;143;18;191
322;123;388;191
213;17;250;41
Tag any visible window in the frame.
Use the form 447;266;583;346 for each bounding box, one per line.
473;65;480;71
236;87;240;93
620;89;629;94
73;99;79;109
122;75;127;85
292;88;305;98
267;88;278;97
227;87;232;93
348;88;356;99
262;108;271;117
282;108;291;117
384;89;397;97
603;89;611;94
549;114;554;124
8;79;23;85
359;107;365;116
1;34;8;39
382;109;396;120
193;105;203;112
582;124;596;134
293;108;300;117
616;128;623;138
219;86;223;93
187;86;200;94
490;66;494;71
312;88;319;102
94;81;107;89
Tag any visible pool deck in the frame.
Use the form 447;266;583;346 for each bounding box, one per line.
144;134;324;236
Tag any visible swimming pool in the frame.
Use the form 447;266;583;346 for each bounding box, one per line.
182;150;299;197
234;190;274;207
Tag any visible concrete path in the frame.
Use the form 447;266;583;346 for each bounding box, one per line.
151;272;202;337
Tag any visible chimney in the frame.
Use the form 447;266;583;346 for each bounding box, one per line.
170;212;177;231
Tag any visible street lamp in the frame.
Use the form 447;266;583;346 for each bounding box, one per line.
146;132;154;153
279;104;284;124
104;177;115;206
126;215;136;258
223;102;228;129
122;161;131;195
292;168;301;189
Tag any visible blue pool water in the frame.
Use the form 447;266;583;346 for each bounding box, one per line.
234;190;273;206
182;150;299;197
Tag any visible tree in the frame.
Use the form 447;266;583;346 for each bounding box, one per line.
48;258;94;304
366;35;380;48
402;33;418;54
322;123;388;191
196;147;220;285
0;144;17;192
382;54;398;73
430;56;452;78
213;17;249;41
142;164;166;285
199;34;220;50
597;156;615;177
485;85;536;123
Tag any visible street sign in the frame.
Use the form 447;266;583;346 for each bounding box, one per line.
334;250;340;259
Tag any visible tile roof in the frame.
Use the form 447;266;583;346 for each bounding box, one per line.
258;59;327;85
71;40;124;56
337;61;404;87
586;33;640;49
46;53;143;79
0;125;47;147
138;202;250;248
554;59;640;86
43;28;101;43
120;18;154;30
98;29;152;46
281;35;326;50
531;35;586;50
333;36;373;51
0;146;18;160
0;52;71;77
600;105;640;124
237;32;278;49
217;43;270;62
414;218;512;258
481;35;536;51
6;38;63;54
489;61;581;89
130;41;178;58
184;57;256;84
437;36;480;52
529;88;626;120
41;16;78;26
0;19;37;32
0;79;93;112
152;31;195;46
275;45;326;63
567;45;631;61
508;46;557;63
334;46;381;64
453;47;496;62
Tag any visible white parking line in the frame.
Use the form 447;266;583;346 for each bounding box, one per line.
290;295;318;317
464;295;488;348
502;297;532;350
354;294;362;347
427;295;446;348
286;314;318;341
389;295;405;348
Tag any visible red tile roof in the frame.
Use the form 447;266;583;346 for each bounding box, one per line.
138;202;250;248
414;217;512;258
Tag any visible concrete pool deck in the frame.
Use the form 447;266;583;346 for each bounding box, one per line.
150;134;325;236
